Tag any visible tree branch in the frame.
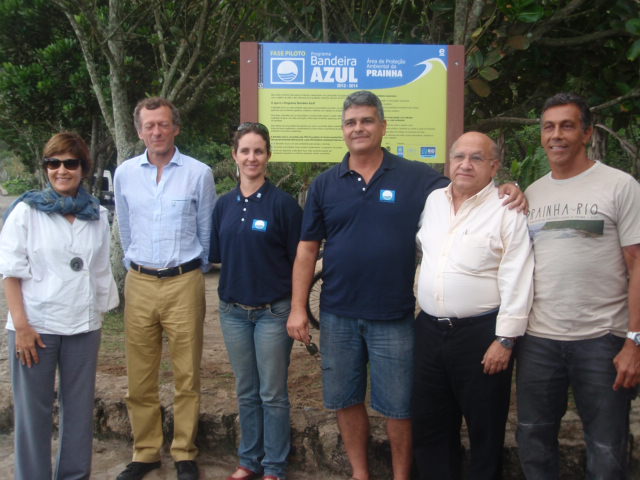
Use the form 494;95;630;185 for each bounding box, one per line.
595;123;639;159
453;0;468;45
54;2;115;137
591;88;640;112
153;6;169;69
529;0;586;42
166;0;212;100
464;0;487;46
537;28;629;46
320;0;329;42
277;0;316;41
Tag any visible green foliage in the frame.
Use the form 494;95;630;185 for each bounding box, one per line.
510;147;550;191
215;176;238;196
0;0;100;170
0;0;638;197
270;162;334;199
497;0;545;23
2;175;39;195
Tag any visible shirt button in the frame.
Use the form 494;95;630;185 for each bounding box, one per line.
357;177;362;182
362;187;365;191
244;199;248;203
243;208;246;211
241;218;245;222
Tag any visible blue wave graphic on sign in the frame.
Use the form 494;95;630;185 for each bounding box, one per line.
271;58;305;84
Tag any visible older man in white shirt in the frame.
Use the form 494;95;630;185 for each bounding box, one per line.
412;132;534;480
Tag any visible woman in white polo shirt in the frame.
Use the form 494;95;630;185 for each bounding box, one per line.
0;132;119;480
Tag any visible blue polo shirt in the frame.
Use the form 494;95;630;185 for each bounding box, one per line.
301;148;449;320
210;180;303;306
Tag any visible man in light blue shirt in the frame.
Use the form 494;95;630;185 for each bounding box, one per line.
114;97;216;480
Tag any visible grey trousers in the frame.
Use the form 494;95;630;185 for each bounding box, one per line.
8;329;101;480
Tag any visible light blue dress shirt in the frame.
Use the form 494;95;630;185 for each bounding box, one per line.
114;148;217;270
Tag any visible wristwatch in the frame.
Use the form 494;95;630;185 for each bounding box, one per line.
626;331;640;346
496;336;515;349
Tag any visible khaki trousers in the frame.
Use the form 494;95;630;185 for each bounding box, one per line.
124;268;205;462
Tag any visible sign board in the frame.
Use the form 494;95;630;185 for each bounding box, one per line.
240;42;464;165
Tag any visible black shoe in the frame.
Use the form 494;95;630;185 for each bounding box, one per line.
116;461;161;480
175;460;199;480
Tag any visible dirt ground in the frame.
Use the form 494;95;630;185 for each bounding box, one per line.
0;432;347;479
96;266;325;410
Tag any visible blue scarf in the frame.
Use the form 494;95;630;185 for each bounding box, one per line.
3;185;100;222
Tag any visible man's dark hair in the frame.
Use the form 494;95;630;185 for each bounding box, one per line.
133;97;181;131
342;90;385;122
541;93;592;132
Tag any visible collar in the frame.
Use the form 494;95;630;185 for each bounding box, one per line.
137;147;183;167
235;178;272;203
445;180;496;207
337;148;396;178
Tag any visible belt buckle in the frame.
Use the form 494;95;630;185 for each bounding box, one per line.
156;267;171;278
437;317;453;328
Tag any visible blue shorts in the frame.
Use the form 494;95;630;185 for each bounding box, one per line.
320;311;414;418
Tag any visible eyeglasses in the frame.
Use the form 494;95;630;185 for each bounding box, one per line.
237;122;269;135
43;157;82;171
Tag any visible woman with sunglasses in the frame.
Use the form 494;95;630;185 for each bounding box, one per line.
210;123;302;480
0;132;119;480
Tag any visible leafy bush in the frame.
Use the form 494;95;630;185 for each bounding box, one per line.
2;175;38;195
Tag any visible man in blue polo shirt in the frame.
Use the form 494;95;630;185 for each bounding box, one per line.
287;91;524;480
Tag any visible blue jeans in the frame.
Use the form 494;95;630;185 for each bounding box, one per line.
219;298;294;478
516;333;635;480
320;311;414;418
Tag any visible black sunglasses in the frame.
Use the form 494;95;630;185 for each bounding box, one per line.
43;157;82;171
237;122;269;135
305;334;319;356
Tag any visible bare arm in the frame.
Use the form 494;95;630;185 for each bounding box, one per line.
613;243;640;390
4;277;45;367
287;240;320;344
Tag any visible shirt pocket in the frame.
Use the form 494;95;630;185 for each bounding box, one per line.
165;197;196;236
451;233;496;274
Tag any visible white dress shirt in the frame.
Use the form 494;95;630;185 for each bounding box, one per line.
0;202;119;335
416;182;534;337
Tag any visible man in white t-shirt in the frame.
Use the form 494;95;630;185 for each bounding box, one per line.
517;93;640;479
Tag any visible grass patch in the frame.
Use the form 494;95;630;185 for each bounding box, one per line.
103;310;124;333
100;310;125;355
